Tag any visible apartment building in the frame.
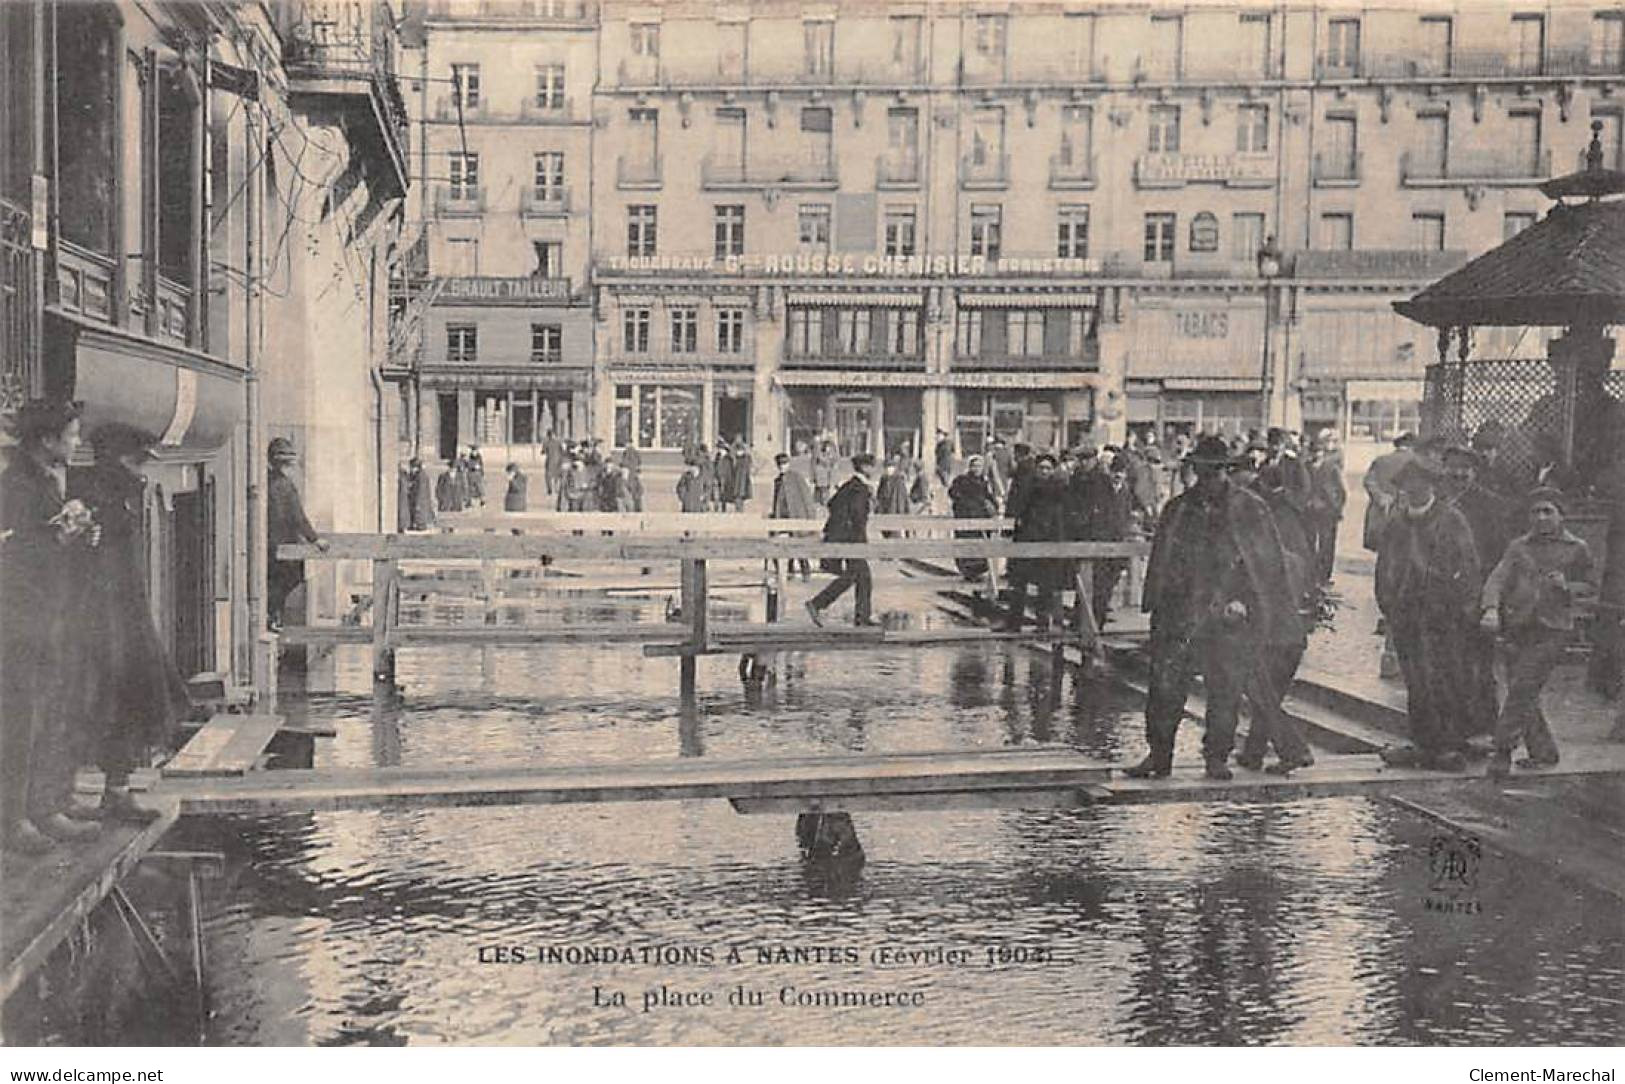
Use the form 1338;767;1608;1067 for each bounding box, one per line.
1;0;408;693
588;1;1623;464
398;0;597;462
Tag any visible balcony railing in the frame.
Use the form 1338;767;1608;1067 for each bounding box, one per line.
155;276;192;344
960;153;1010;189
520;96;580;123
521;187;572;216
876;154;921;187
1401;148;1552;184
281;1;409;190
435;185;486;216
434;94;486;122
701;155;839;189
53;240;116;323
954;351;1097;372
439;276;573;302
1312;151;1362;185
1315;52;1362;77
616;155;663;189
652;55;932;89
781;347;925;370
1049;151;1097;188
1548;47;1623;77
1;199;37;407
617;57;662;88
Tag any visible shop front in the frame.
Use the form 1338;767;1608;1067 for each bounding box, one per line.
1124;293;1266;440
951;388;1099;454
423;370;589;459
782;384;923;459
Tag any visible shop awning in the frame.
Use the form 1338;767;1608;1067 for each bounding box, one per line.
957;292;1099;308
49;312;243;454
1161;377;1262;392
420;368;590;391
784;290;924;307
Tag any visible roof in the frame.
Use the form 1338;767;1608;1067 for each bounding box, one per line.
1392;199;1625;329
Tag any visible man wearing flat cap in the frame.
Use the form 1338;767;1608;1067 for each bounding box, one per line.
1003;452;1069;631
1479;487;1594;775
1127;435;1304;780
1443;443;1516;738
1374;455;1482;771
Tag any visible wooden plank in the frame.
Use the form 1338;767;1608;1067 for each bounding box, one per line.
161;714;285;778
281;534;1149;562
159;747;1114;815
283;625;692;646
1;802;180;1001
643;626;1080;657
730;785;1113;814
438;512;1014;535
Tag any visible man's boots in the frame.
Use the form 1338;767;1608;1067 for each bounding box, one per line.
1123;752;1172;779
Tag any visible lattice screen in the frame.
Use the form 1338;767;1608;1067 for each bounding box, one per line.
1422;358;1574;483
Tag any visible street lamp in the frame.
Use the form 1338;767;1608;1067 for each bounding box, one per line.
1256;235;1284;428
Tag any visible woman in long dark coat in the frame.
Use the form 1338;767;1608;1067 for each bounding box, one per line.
948;456;998;580
62;424;188;822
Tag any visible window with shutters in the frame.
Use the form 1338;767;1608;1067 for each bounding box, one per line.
1413;212;1445;252
714;205;745;259
836;309;871;355
1148;106;1180;153
1005;311;1045;357
533;152;564;199
1319;212;1353;250
535;65;565;110
451;64;480;107
1232;213;1265;261
885;310;919;356
957;310;983;355
1512;14;1544;76
716;308;745;353
884;206;917;257
1057;205;1090;259
530;324;562;364
804;19;834;77
623;308;650;353
669;309;697;354
788;308;824;356
970;205;1002;260
798;204;831;252
447;324;478;362
1419;17;1452;76
1144;213;1175;262
1594;15;1624;71
1237;105;1269;154
449;152;479;198
1326;19;1360;71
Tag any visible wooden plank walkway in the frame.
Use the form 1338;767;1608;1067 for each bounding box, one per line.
0;802;180;1001
156;747;1112;815
280;535;1147;562
154;743;1625;817
643;625;1084;657
161;714;283;778
437;512;1014;536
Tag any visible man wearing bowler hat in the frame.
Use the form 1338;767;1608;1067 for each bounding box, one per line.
1127;435;1304;780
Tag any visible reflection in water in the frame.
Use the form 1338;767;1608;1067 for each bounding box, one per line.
21;582;1623;1046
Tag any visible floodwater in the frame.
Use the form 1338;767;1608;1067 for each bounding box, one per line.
21;575;1625;1045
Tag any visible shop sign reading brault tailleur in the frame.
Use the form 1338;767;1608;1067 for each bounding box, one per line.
602;254;1102;276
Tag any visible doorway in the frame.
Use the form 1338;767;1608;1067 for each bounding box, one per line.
437;393;458;462
834;398;875;458
716;394;750;446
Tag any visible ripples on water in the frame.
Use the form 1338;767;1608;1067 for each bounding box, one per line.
49;583;1625;1044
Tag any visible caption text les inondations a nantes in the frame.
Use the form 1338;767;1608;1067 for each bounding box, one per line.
475;942;1057;968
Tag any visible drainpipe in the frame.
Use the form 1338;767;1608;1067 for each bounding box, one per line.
245;94;266;694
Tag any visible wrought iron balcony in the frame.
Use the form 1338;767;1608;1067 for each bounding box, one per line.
960;153;1009;189
422;0;595;22
876;154;921;188
781;346;925;370
616;155;663;190
1315;52;1362;78
1;199;37;406
1400;148;1552;184
434;185;486;216
281;1;410;198
1312;151;1362;185
521;187;572;216
701;155;838;189
1048;151;1097;189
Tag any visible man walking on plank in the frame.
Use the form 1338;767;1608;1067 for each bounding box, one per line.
807;454;879;628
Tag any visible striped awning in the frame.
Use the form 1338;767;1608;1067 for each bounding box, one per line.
1161;377;1262;392
785;290;924;307
957;292;1099;308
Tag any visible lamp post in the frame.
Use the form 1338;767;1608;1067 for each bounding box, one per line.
1256;235;1283;429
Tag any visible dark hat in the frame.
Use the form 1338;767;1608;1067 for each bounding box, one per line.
1526;486;1566;513
1393;431;1417;448
851;452;877;470
1035;452;1058;467
1472;420;1506;451
1075;444;1099;460
1185;435;1236;467
1246;435;1269;453
1266;427;1287;445
774;452;790;465
1394;456;1447;487
268;436;297;461
1441;444;1483;466
90;422;160;461
6;398;81;443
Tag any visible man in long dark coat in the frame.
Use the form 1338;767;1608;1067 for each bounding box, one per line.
1374;457;1482;772
1444;444;1515;737
1004;454;1069;630
543;431;566;496
1126;436;1305;781
267;437;327;631
1083;456;1135;631
730;439;753;511
806;454;878;627
1;400;99;853
1304;435;1347;584
397;457;435;531
771;452;817;579
503;463;529;512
